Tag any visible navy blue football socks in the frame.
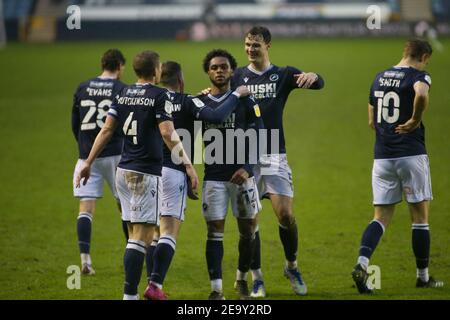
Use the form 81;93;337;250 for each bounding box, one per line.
358;220;385;268
206;233;224;281
146;238;158;282
124;240;146;296
77;212;92;254
279;222;298;263
238;232;256;273
150;235;176;286
412;224;430;270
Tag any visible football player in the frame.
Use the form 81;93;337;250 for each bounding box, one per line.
232;26;325;297
76;51;199;300
199;49;265;300
352;39;444;294
144;61;252;300
71;49;127;275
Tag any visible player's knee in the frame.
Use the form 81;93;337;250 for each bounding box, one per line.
79;202;95;215
129;224;155;245
238;224;254;239
239;230;255;241
207;220;225;234
373;205;395;226
160;217;182;238
237;218;257;234
411;215;428;224
153;227;161;239
409;202;429;224
277;208;295;227
373;213;391;227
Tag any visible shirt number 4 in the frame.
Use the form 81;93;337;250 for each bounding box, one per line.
123;112;138;145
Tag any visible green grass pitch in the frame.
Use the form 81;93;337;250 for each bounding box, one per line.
0;39;449;300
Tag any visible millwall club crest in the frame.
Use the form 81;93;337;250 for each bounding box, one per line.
164;100;174;114
269;74;279;82
243;77;249;83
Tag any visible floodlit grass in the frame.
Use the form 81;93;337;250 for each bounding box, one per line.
0;39;449;299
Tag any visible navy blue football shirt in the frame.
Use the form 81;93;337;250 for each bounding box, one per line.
108;83;173;176
232;64;324;154
369;66;431;159
162;91;244;173
199;90;264;182
162;93;203;173
72;77;126;159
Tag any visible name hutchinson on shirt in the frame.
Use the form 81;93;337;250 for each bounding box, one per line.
116;96;155;106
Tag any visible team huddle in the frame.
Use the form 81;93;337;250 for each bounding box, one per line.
71;26;443;300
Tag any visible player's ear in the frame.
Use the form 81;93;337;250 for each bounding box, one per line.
421;53;431;63
266;42;271;50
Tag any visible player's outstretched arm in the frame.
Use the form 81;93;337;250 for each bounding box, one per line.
76;115;118;187
395;82;429;134
159;120;199;198
197;86;251;124
295;72;325;90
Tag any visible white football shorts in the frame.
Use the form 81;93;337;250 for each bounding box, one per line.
73;155;120;200
115;167;161;224
253;154;294;199
202;176;262;222
160;167;187;221
372;154;433;205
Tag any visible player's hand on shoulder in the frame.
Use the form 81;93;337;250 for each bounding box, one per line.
185;164;199;200
230;168;250;185
295;72;318;89
76;162;91;188
234;85;251;98
395;118;421;134
198;87;211;96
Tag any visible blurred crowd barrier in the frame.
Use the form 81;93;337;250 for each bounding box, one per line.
2;0;449;42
